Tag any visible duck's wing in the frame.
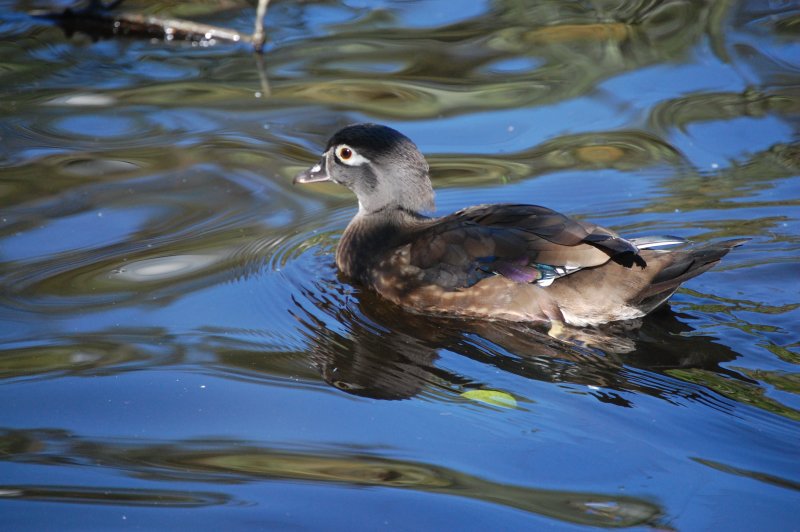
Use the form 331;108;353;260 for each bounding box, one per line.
408;203;644;289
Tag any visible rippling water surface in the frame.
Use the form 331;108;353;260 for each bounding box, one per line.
1;0;799;529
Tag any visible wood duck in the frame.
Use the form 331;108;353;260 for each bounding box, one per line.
294;123;743;327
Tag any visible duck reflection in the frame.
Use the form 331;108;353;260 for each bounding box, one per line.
292;276;746;405
291;288;450;401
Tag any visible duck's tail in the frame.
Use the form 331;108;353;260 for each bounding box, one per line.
546;238;746;326
633;238;747;314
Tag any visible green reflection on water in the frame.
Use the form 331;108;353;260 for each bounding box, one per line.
741;369;800;394
193;450;661;527
650;88;799;134
666;368;800;421
4;0;748;123
692;457;800;493
0;429;663;527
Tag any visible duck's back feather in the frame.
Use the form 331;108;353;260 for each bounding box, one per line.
353;204;745;325
407;203;643;289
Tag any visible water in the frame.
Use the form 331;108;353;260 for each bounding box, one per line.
1;0;799;529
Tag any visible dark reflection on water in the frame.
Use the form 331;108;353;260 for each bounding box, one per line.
1;0;800;529
0;484;230;508
290;273;756;414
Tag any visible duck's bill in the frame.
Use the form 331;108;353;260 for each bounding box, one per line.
293;159;331;184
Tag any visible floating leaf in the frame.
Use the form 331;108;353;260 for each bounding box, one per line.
461;389;518;409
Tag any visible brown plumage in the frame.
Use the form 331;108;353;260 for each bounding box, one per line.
294;123;744;327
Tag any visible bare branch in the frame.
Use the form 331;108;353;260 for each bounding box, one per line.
252;0;271;53
32;3;251;45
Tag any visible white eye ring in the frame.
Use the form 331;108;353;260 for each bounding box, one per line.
335;144;371;166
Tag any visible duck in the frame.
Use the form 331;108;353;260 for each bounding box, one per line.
294;123;744;327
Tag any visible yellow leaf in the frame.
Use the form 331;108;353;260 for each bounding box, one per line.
461;390;518;409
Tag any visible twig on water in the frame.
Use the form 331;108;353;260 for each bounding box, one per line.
32;0;270;52
252;0;271;53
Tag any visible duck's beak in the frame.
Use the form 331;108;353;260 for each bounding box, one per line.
293;156;331;184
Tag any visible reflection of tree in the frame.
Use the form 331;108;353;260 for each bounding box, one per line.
430;129;687;186
0;140;317;311
0;328;175;381
15;0;743;120
649;89;799;134
261;0;713;118
0;427;665;527
617;140;800;230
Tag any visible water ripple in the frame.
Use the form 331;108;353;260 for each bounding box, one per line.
0;485;230;508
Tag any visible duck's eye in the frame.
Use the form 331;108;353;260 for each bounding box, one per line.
334;144;370;166
338;146;353;161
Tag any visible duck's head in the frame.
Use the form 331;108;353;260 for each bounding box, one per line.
294;123;435;215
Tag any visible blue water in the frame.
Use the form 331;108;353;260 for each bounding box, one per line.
1;0;799;530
